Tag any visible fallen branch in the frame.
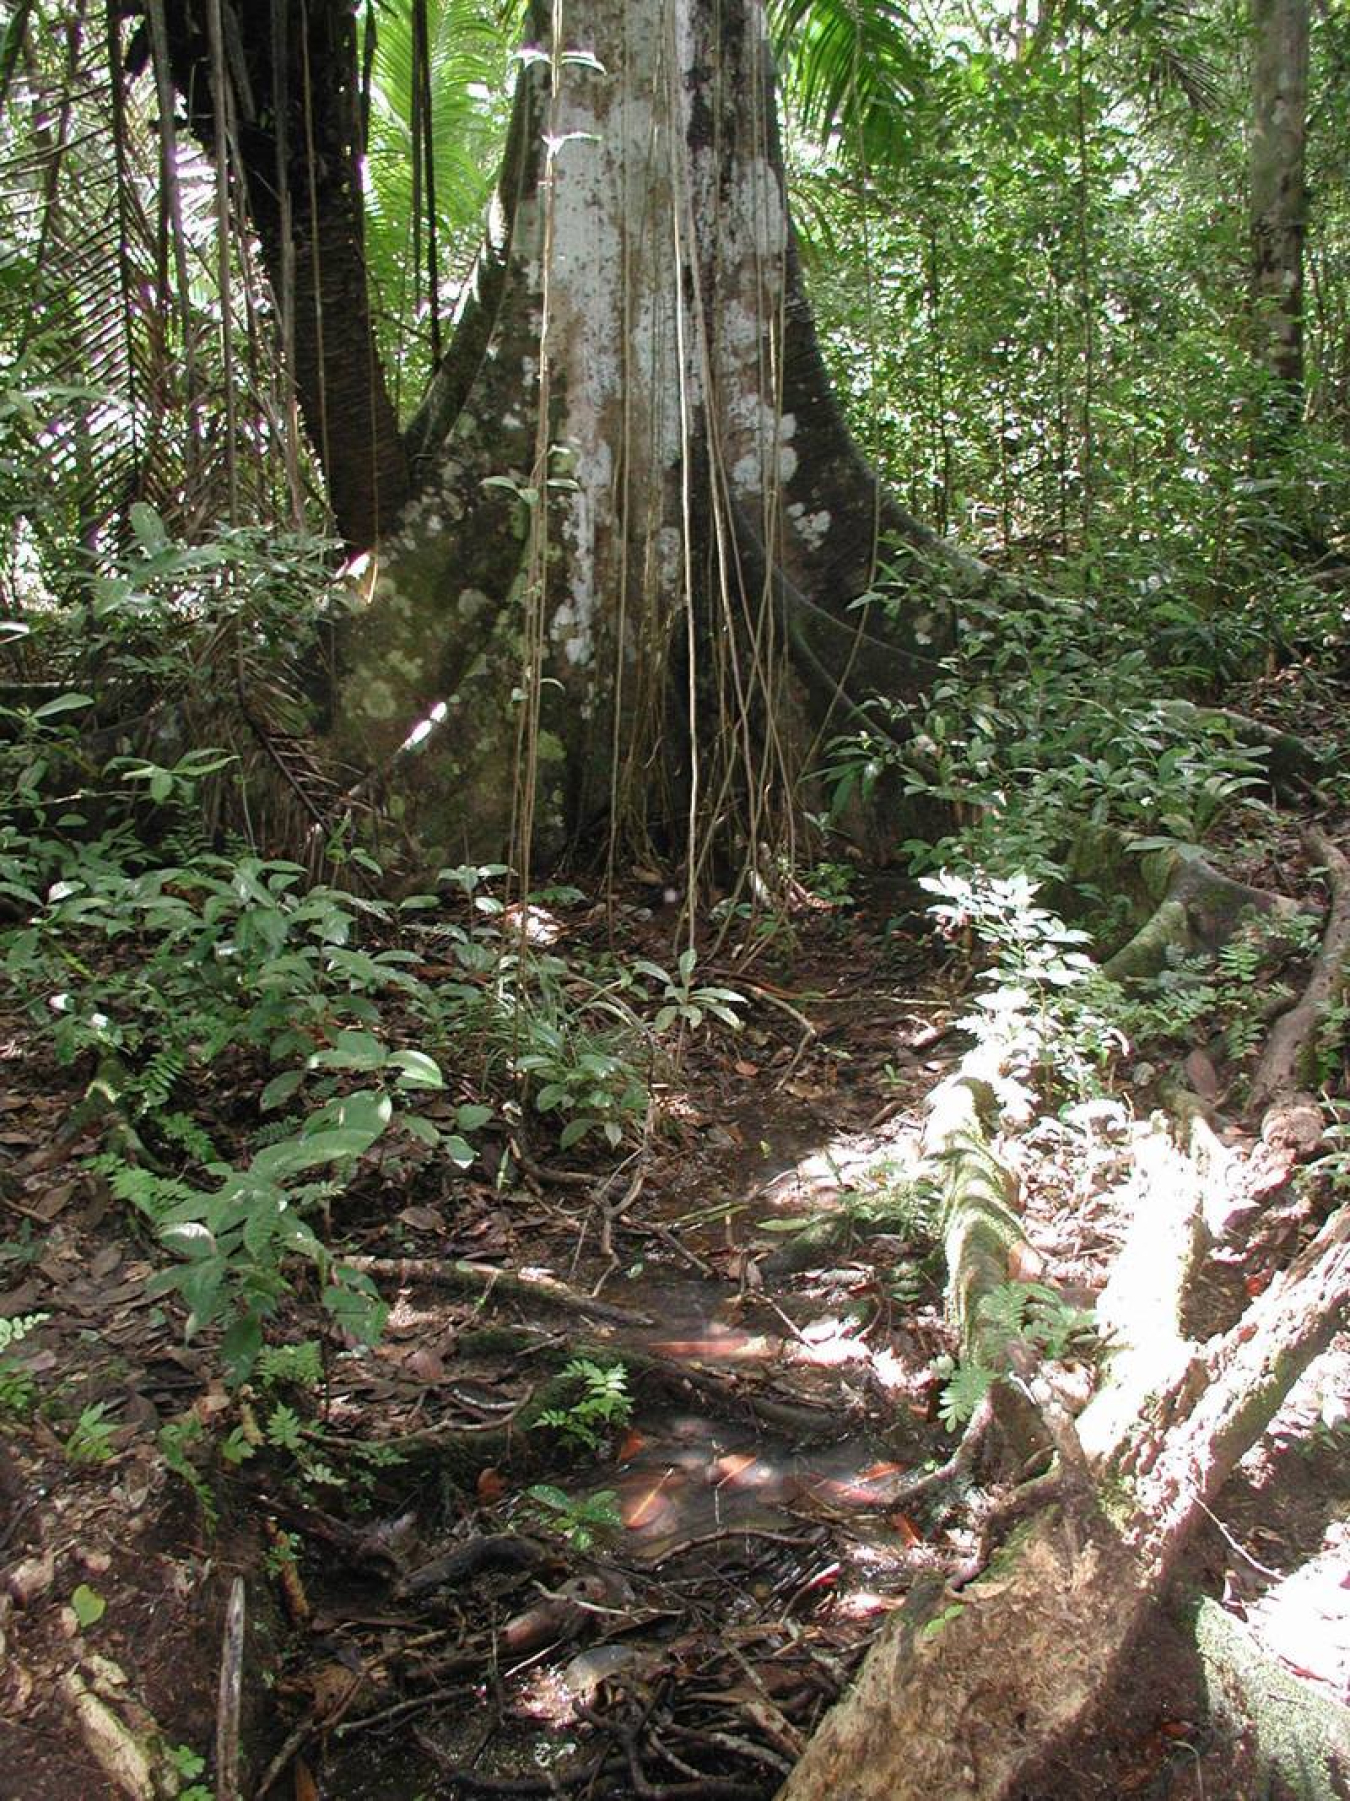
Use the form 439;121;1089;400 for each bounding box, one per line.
214;1577;245;1801
340;1255;655;1328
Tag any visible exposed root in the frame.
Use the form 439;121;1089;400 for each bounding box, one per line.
1195;1595;1350;1800
1250;828;1350;1113
781;1092;1350;1800
1103;844;1299;982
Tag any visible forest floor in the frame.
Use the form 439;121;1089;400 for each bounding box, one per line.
1;849;1348;1800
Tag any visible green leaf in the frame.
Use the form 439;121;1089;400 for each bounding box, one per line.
387;1049;444;1089
221;1313;264;1381
443;1134;476;1168
328;1090;393;1138
31;692;94;720
323;1284;389;1345
70;1584;106;1629
260;1070;305;1112
455;1103;493;1132
307;1029;387;1072
251;1127;380;1181
128;500;167;545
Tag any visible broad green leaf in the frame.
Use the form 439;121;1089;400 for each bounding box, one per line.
70;1585;106;1628
251;1128;379;1181
443;1134;476;1168
308;1029;387;1072
31;692;94;720
387;1049;444;1088
260;1069;305;1112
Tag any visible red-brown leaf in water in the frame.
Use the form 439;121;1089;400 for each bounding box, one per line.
625;1470;678;1529
712;1452;762;1488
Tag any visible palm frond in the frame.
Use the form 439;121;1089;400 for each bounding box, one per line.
769;0;928;162
360;0;515;398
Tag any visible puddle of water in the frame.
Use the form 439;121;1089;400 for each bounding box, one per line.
568;1407;918;1563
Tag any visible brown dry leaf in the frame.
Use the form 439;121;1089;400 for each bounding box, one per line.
309;1662;363;1721
5;1550;55;1607
1185;1048;1220;1100
397;1206;441;1232
890;1511;924;1547
405;1347;446;1384
476;1467;506;1504
34;1182;75;1220
734;1060;759;1079
293;1756;321;1801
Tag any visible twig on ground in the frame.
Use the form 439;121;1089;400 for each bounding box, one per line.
340;1255;654;1328
214;1576;245;1801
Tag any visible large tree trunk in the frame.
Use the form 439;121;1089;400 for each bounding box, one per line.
1250;0;1309;433
159;0;410;548
329;0;986;874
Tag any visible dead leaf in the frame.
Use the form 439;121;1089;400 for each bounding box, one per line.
734;1060;759;1079
34;1182;75;1220
624;1470;678;1529
308;1662;363;1721
476;1467;506;1505
890;1512;923;1547
90;1245;123;1279
405;1348;446;1384
293;1757;321;1801
712;1452;762;1488
397;1206;441;1233
1185;1048;1220;1100
5;1550;55;1606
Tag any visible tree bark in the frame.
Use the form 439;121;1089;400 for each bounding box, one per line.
1250;0;1309;430
328;0;983;874
159;0;410;548
779;1200;1350;1800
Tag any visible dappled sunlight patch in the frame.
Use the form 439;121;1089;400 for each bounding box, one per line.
502;902;564;946
397;699;449;755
